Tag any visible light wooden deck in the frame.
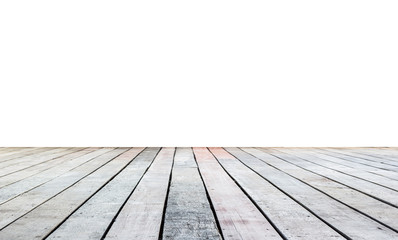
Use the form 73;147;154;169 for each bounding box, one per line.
0;147;397;240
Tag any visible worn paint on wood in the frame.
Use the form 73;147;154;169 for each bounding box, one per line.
211;147;343;240
104;147;175;240
0;147;397;239
0;148;144;239
162;147;221;240
46;147;159;240
194;147;282;240
233;147;398;239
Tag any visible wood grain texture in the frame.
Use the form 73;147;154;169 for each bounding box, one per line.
0;148;126;230
276;148;398;191
1;147;397;240
0;148;78;177
248;148;398;231
0;148;144;240
320;148;398;170
47;147;160;240
162;147;222;240
210;147;343;240
104;147;175;240
0;148;108;204
0;148;42;162
228;147;398;240
194;147;282;240
265;149;398;207
327;148;398;166
294;148;398;180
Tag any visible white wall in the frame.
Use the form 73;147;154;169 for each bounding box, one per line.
1;0;397;147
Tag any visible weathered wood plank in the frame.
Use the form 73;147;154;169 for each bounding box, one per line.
104;147;175;240
314;148;398;172
323;148;398;168
0;148;110;204
0;148;78;177
0;148;99;188
0;148;59;167
0;148;30;156
244;148;398;231
210;147;343;240
46;147;160;240
162;147;222;240
193;147;282;240
264;148;398;207
295;148;398;181
0;148;127;230
226;147;398;240
0;148;144;240
277;148;398;191
0;147;42;161
350;148;398;161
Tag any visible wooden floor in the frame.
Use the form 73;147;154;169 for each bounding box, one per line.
0;148;397;240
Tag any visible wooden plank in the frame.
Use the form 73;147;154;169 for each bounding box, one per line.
350;148;398;161
0;148;99;188
0;148;145;240
324;148;398;168
0;148;28;156
243;148;398;231
0;148;56;164
0;148;58;167
46;147;160;240
0;147;41;161
226;147;398;239
193;147;282;240
335;148;398;162
295;148;398;181
0;148;127;230
0;148;111;204
162;147;222;240
210;147;343;240
0;148;78;177
104;147;175;240
264;148;398;207
314;148;398;172
277;148;398;191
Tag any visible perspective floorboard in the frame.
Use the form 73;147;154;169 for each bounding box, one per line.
0;147;397;240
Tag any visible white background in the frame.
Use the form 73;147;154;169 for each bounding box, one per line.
1;0;397;147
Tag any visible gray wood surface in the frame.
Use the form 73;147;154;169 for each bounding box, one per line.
293;148;398;180
327;148;398;166
162;147;221;240
264;149;398;206
321;148;398;170
0;148;127;230
104;147;175;240
0;148;77;177
276;148;398;191
0;148;144;239
46;147;159;240
212;147;343;240
248;148;398;231
228;147;398;240
0;147;397;240
0;148;109;204
194;147;282;240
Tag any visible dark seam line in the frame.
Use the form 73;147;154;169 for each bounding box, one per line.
193;148;225;240
158;147;176;240
0;148;130;232
99;147;162;240
228;147;351;240
252;148;398;233
210;147;288;240
43;147;147;239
